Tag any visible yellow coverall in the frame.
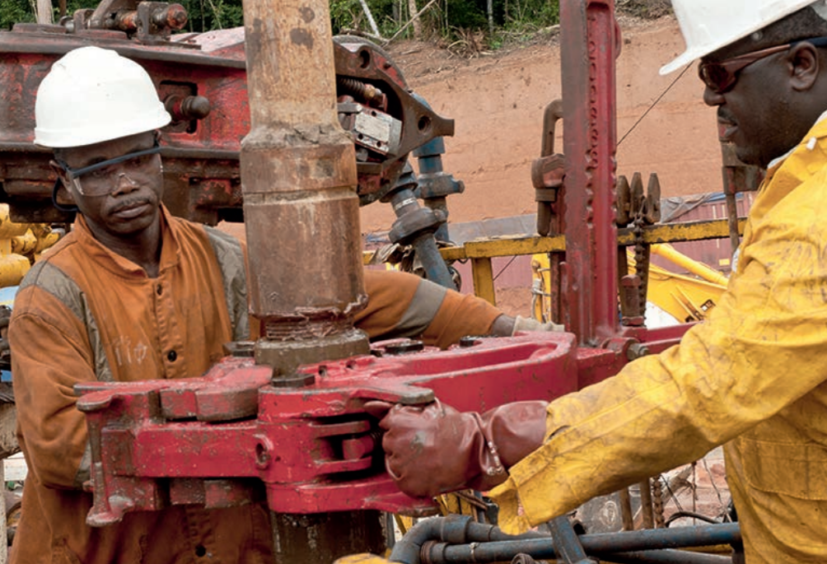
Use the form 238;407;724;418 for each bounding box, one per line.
8;206;501;564
491;118;827;562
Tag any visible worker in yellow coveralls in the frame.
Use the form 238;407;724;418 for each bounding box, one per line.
8;46;555;564
374;1;827;561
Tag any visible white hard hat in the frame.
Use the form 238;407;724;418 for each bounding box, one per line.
34;46;171;148
660;0;827;75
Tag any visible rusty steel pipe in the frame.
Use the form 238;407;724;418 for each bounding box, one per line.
155;3;188;29
240;0;369;375
239;0;378;560
106;4;188;33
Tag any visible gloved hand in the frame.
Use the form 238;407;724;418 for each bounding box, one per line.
365;400;548;498
511;315;564;334
489;314;564;337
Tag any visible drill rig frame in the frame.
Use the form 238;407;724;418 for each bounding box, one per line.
0;0;745;561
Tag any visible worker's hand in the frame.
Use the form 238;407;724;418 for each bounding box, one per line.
489;314;564;337
510;315;564;334
365;400;548;498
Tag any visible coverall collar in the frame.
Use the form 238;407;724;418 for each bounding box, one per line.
74;204;181;279
766;110;827;170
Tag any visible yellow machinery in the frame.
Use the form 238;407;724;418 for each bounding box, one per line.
0;203;60;292
532;243;729;325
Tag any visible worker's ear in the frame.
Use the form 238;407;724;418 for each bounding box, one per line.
49;160;77;206
787;42;820;92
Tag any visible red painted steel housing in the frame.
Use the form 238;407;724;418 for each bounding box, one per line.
0;24;250;225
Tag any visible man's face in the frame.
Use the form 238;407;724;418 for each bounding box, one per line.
700;38;797;168
54;131;164;239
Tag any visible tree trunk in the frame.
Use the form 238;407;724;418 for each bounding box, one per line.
358;0;382;37
36;0;53;24
407;0;422;39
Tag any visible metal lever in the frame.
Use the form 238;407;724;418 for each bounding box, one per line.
548;516;597;564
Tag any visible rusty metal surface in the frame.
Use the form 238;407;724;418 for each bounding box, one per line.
333;36;454;205
239;0;368;380
719;125;763;255
0;25;250;224
255;328;370;379
0;11;453;226
616;172;661;325
534;98;565;238
272;512;388;564
237;4;379;553
560;0;620;345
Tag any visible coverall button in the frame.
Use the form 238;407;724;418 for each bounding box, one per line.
167;350;177;362
195;544;207;557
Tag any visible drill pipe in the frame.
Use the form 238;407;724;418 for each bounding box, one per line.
239;0;378;560
240;0;369;374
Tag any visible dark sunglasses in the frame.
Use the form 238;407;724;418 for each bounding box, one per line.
699;35;827;94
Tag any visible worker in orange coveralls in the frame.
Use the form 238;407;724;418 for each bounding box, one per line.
7;46;555;564
373;1;827;562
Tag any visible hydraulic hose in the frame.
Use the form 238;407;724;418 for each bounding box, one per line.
389;516;740;564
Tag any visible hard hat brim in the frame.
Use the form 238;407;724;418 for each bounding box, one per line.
659;0;819;76
34;110;171;149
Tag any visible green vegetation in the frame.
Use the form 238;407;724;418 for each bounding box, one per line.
331;0;560;48
0;0;246;31
0;1;34;30
0;0;563;49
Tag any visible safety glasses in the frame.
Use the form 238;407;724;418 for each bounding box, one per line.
698;35;827;94
56;140;161;197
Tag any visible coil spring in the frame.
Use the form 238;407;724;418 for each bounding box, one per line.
338;77;379;104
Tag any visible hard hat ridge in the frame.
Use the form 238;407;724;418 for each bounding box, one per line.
34;46;171;148
660;0;826;75
813;0;827;18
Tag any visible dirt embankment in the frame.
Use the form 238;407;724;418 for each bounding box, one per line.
359;15;721;234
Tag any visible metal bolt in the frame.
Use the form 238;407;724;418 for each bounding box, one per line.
224;341;255;357
459;336;485;348
384;339;425;355
270;373;316;388
627;342;651;361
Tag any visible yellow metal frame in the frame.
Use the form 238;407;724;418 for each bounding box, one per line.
628;245;728;323
365;218;745;306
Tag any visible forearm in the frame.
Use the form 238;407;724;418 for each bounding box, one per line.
16;403;90;490
11;307;96;489
358;270;502;347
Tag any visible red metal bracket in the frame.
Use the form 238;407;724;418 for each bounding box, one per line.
77;327;686;526
76;333;592;525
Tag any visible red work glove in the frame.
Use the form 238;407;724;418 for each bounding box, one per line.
365;400;548;498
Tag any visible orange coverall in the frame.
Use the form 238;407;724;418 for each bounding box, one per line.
8;206;500;564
